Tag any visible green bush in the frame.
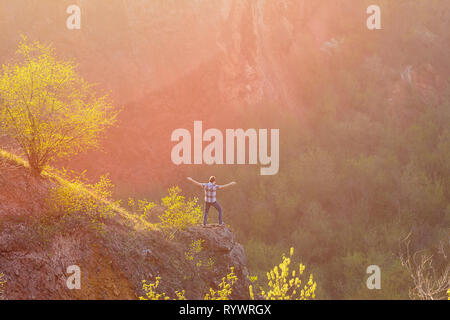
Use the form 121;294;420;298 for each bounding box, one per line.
47;170;119;221
138;248;316;300
204;267;237;300
158;186;202;236
249;248;316;300
127;198;157;219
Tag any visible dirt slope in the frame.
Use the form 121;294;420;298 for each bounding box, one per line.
0;158;250;300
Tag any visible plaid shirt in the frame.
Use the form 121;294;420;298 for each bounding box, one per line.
202;182;220;203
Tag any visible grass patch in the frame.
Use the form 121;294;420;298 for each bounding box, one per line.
0;149;28;168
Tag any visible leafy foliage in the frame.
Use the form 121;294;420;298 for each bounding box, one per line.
158;186;202;236
204;267;237;300
2;2;448;300
138;278;186;301
0;37;118;175
139;277;170;300
249;248;316;300
139;250;316;300
139;267;239;300
47;169;119;222
185;239;205;261
184;239;214;268
127;197;157;219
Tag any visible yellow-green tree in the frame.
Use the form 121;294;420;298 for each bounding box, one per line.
0;37;118;176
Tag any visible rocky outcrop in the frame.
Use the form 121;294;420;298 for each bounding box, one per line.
0;220;251;300
179;225;250;298
0;162;251;300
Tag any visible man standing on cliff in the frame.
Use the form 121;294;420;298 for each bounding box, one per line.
187;176;236;226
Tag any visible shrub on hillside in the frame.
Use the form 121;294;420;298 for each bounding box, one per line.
127;198;157;219
139;277;186;300
47;170;119;220
249;247;317;300
204;267;237;300
158;186;202;237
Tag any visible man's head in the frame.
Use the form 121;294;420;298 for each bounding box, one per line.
209;176;216;184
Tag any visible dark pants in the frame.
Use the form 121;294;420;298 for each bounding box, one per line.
203;201;223;225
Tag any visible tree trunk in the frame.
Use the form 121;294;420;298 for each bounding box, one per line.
27;153;43;177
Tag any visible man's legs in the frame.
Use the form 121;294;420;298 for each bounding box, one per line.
203;202;212;225
212;201;223;225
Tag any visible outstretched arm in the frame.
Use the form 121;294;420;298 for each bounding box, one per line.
187;177;203;187
218;181;236;189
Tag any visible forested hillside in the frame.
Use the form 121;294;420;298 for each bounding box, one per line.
0;0;448;299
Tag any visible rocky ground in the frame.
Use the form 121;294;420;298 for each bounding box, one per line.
0;159;250;300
